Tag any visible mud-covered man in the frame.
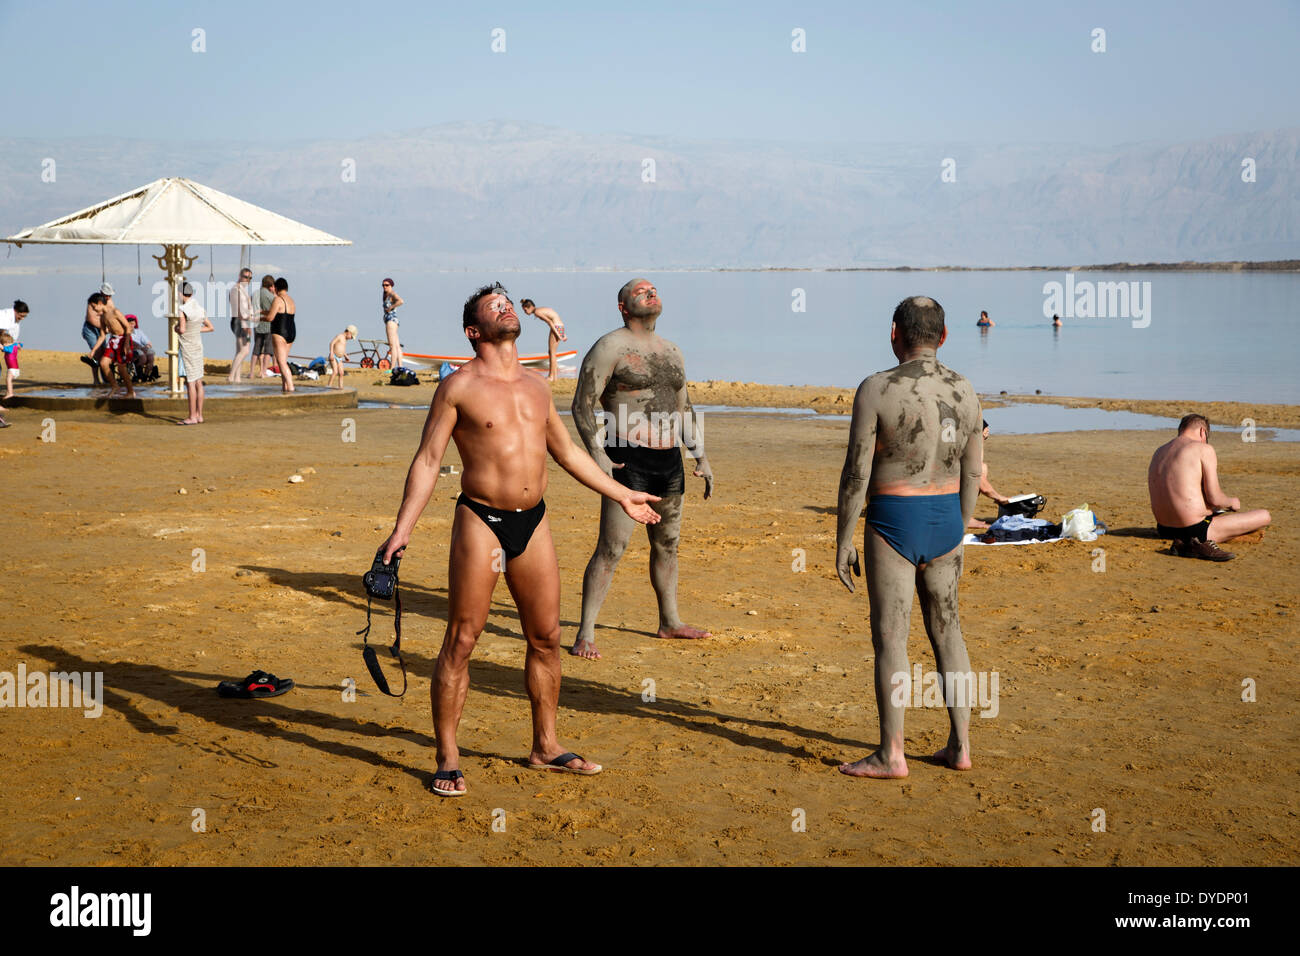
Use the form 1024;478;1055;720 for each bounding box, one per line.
835;296;983;779
569;278;714;660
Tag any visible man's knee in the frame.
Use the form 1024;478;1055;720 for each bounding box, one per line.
526;623;562;652
649;533;679;561
595;534;629;564
440;623;481;663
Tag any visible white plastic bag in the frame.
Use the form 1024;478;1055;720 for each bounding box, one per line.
1060;504;1098;542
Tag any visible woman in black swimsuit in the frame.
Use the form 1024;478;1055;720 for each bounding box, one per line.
266;277;298;393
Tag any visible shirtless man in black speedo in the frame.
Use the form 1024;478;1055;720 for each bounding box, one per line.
380;282;661;796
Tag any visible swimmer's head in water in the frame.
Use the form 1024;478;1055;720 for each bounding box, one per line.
618;278;662;322
891;296;946;351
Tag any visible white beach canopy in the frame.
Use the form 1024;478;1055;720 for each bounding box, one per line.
4;177;350;393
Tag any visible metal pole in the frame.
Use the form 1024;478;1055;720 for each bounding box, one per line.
154;243;196;395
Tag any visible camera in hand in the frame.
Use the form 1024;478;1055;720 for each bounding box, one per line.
363;548;401;600
357;547;406;697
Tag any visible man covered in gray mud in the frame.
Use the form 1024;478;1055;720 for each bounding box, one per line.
835;296;983;778
569;278;714;660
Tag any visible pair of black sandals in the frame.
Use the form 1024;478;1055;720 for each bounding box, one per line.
216;670;294;699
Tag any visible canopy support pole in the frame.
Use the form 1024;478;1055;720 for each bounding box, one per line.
152;243;196;396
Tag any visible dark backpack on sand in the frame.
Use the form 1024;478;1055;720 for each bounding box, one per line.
390;367;419;387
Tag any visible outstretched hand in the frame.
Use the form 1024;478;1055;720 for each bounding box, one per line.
836;545;861;593
622;492;662;525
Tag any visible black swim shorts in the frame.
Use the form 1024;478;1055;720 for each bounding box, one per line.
605;443;685;496
1156;515;1214;543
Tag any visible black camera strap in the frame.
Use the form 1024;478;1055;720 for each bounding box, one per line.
357;583;407;698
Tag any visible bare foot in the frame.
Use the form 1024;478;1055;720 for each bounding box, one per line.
570;637;602;660
430;762;466;796
968;518;989;530
657;624;711;640
839;751;909;779
177;418;199;425
933;745;972;771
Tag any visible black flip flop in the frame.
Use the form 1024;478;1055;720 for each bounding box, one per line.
217;670;294;699
430;769;466;798
526;751;602;775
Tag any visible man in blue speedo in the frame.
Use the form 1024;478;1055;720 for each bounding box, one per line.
834;296;984;779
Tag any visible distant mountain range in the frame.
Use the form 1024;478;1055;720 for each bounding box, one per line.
1;121;1296;269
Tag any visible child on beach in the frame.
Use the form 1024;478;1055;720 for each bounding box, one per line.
327;325;357;389
0;300;29;400
1;333;20;400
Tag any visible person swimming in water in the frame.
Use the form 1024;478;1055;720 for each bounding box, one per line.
835;295;984;779
976;310;994;328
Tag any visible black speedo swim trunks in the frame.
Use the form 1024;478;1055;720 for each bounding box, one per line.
457;493;547;561
605;443;685;496
1156;515;1213;543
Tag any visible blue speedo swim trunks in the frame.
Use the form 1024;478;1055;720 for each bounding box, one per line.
866;493;964;565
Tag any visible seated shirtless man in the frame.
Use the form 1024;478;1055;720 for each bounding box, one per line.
836;296;983;779
94;298;136;398
379;282;662;797
968;419;1012;529
1147;414;1271;561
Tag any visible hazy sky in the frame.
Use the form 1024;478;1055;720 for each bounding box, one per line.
2;0;1298;146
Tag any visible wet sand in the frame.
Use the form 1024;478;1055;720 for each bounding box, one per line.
1;352;1297;865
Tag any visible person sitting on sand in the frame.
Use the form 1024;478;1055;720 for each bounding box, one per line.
327;325;357;389
976;310;994;328
968;419;1012;530
1147;414;1271;561
520;299;567;381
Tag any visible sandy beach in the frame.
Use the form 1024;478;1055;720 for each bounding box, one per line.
1;351;1296;865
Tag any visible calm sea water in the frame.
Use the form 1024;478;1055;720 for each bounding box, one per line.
4;259;1297;403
